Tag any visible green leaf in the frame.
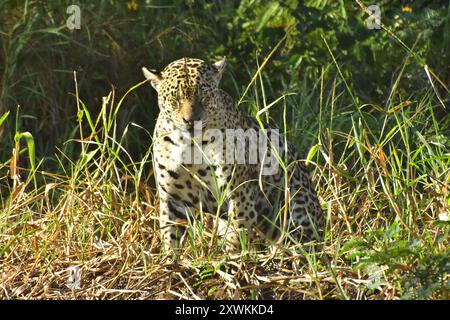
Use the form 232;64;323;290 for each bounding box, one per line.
306;144;319;162
0;111;10;127
14;131;36;172
339;238;366;256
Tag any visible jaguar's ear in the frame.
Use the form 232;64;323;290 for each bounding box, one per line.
142;67;162;90
212;57;227;75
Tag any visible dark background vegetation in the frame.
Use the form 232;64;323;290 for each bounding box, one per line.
1;0;449;164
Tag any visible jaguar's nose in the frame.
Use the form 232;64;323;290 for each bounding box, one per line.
182;110;203;127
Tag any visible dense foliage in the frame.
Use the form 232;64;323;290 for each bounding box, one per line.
1;1;449;156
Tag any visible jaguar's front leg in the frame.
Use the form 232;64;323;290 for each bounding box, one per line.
224;186;259;251
158;193;192;254
158;198;180;253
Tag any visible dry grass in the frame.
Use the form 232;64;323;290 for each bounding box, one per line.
0;172;391;300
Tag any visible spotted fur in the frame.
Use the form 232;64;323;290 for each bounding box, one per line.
142;57;323;252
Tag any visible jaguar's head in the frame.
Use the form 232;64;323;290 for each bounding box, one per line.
142;57;226;129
